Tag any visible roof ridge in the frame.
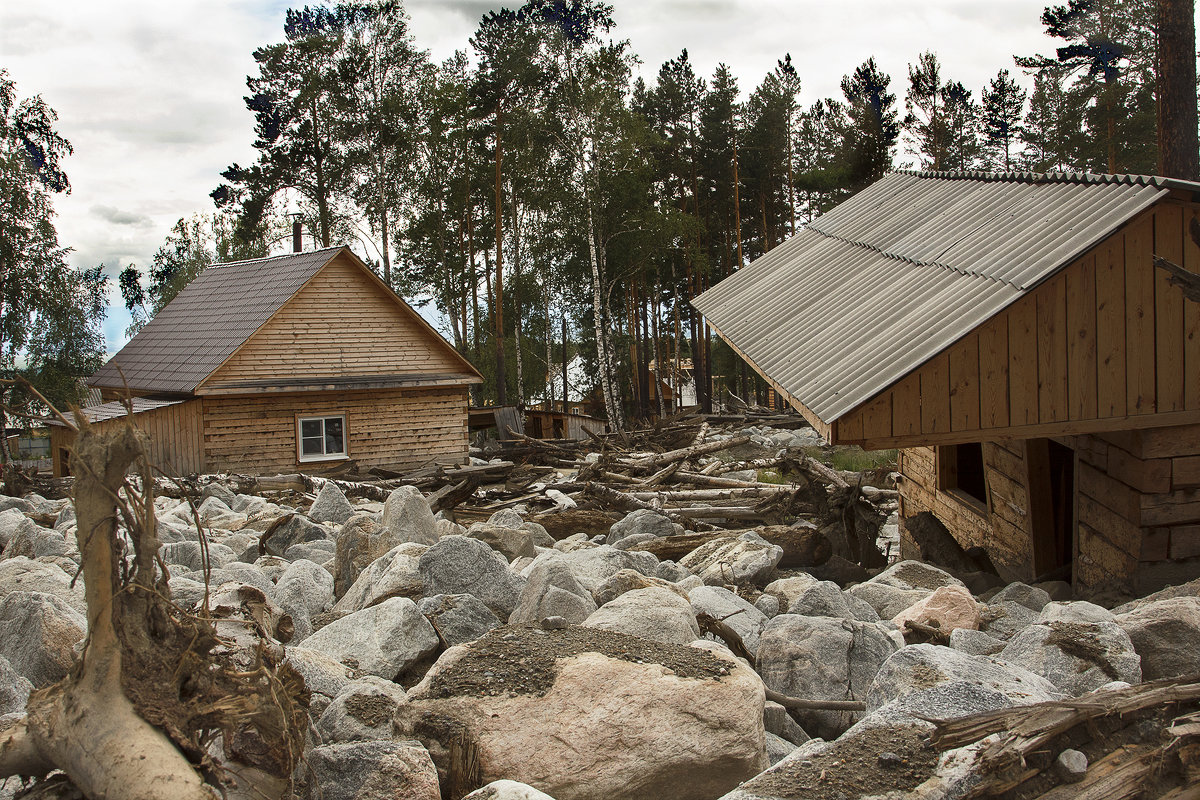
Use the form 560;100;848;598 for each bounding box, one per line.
207;245;344;271
895;168;1200;193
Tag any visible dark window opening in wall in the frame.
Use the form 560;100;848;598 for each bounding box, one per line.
1027;438;1075;581
938;442;988;509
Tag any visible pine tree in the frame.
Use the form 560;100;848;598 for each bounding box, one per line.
838;58;900;189
980;69;1028;170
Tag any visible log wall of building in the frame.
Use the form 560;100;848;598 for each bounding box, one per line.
900;422;1200;596
205;253;470;388
201;387;469;475
50;400;205;477
898;443;1035;583
838;202;1200;449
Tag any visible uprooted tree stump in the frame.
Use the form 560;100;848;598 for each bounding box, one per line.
0;417;307;799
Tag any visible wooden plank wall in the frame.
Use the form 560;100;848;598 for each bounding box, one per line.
207;254;469;387
898;443;1035;583
49;401;205;477
203;387;469;474
840;203;1200;448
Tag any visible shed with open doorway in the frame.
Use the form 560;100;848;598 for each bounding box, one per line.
694;170;1200;596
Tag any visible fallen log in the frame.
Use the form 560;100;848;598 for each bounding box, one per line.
584;482;713;530
626;435;753;470
627;486;799;502
673;470;801;489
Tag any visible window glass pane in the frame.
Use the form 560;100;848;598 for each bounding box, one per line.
325;417;344;454
301;436;323;456
301;419;322;439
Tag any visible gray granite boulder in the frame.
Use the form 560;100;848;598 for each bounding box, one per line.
981;600;1040;640
309;481;355;525
302;597;440;680
380;486;437;546
0;508;28;549
846;581;930;620
276;559;335;642
868;560;965;592
285;647;357;717
0;655;32;714
0;556;85;614
316;677;409;743
991;582;1052;612
304;740;440;800
1000;620;1141;696
418;594;502;646
679;532;783;586
0;590;86;687
523;546;659;595
689;585;769;657
419;536;524;618
1114;596;1200;680
334;543;427;614
263;514;329;556
756;614;903;739
509;558;596;626
466;523;537;562
462;782;558;800
607;509;676;544
866;643;1065;719
591;569;688;607
583;586;701;645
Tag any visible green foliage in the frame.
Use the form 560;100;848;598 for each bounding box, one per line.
0;70;107;416
804;446;898;473
119;215;217;336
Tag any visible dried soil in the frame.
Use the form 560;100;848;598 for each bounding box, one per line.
745;723;938;799
419;624;733;700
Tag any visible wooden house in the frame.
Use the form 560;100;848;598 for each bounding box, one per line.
50;246;482;477
694;171;1200;596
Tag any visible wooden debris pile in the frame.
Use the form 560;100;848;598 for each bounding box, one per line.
931;675;1200;799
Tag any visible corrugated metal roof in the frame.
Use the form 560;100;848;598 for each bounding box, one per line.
47;398;183;427
90;248;343;395
692;171;1176;425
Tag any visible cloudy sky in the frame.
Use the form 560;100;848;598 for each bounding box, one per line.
2;0;1066;353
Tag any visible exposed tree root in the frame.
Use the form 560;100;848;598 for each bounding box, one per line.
0;416;307;799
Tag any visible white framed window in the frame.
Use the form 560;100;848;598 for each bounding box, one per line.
297;414;348;462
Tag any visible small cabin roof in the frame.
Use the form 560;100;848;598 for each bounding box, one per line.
91;246;480;396
693;170;1199;431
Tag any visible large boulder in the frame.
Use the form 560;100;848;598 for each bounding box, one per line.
990;582;1052;612
316;677;409;743
754;523;832;568
333;513;388;598
1114;596;1200;680
262;514;328;557
304;740;440;800
868;560;966;592
510;558;596;626
302;597;440;680
0;590;86;687
866;643;1065;721
591;569;688;607
689;585;768;657
419;536;524;618
0;556;85;614
0;655;32;714
275;559;335;642
583;586;701;645
0;508;29;549
764;575;878;622
524;547;659;595
607;509;675;545
466;523;537;562
309;481;355;525
418;594;502;646
381;486;437;545
999;620;1141;696
2;519;69;560
846;581;930;620
679;532;782;586
394;626;768;800
756;614;903;739
334;543;427;614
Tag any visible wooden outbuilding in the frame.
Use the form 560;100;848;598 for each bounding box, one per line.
50;246;482;477
694;171;1200;596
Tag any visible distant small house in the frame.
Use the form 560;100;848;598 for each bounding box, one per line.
51;246;481;477
695;171;1200;596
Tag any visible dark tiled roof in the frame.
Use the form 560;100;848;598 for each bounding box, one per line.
91;248;342;395
693;171;1177;424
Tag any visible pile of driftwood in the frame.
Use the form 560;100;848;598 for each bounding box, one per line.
932;675;1200;799
171;409;899;572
